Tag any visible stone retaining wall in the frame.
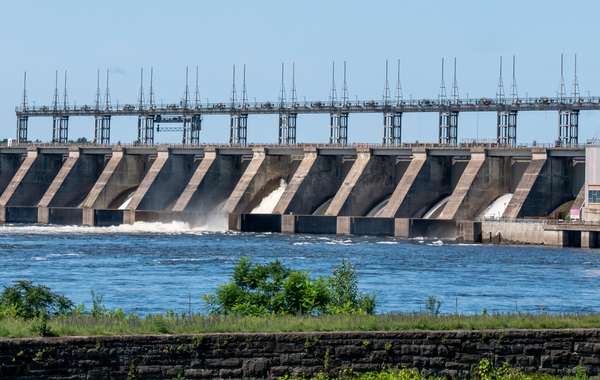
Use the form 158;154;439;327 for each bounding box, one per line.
1;329;600;379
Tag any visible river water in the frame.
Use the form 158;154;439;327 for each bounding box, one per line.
0;222;599;315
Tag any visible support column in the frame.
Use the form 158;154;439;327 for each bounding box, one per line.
439;111;458;145
497;110;517;146
330;112;348;145
502;150;547;219
144;116;154;145
52;116;68;143
325;148;371;216
230;113;248;146
59;116;68;143
558;110;579;146
172;149;216;212
383;112;402;145
278;113;297;145
137;116;153;145
37;148;80;224
16;116;28;143
123;149;169;224
94;115;111;144
52;116;60;143
191;114;202;145
94;116;102;144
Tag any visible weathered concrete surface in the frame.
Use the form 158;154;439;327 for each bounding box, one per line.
125;149;169;212
380;151;467;218
481;219;567;246
37;149;80;224
171;149;216;212
273;148;318;214
0;152;24;199
122;149;193;224
273;149;354;215
325;150;409;216
2;329;598;379
325;150;371;216
438;151;486;220
0;149;65;222
81;149;152;225
224;148;300;229
379;151;426;218
81;150;151;210
81;150;124;213
503;151;548;219
503;150;584;218
172;151;250;230
37;149;107;224
437;151;528;220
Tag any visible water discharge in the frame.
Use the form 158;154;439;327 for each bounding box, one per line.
118;192;135;210
479;193;513;219
251;179;287;214
422;196;450;219
0;221;211;235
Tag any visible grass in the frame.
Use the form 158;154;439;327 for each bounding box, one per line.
2;313;600;338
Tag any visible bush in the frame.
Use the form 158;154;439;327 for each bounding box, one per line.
0;280;73;320
204;258;375;316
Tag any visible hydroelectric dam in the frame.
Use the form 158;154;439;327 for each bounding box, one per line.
9;57;600;248
0;143;591;247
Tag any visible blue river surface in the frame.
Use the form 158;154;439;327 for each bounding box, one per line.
0;222;599;315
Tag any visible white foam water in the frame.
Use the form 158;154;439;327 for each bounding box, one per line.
0;221;217;235
118;192;136;210
480;193;513;219
251;179;287;214
194;201;229;232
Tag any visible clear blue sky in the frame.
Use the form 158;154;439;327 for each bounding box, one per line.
2;0;600;144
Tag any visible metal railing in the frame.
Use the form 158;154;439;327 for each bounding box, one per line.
16;96;600;115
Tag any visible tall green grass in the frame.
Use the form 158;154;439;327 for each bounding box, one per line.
2;313;600;338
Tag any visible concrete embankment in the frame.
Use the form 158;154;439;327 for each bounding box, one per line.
1;329;599;379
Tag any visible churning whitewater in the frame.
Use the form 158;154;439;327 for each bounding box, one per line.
251;179;287;214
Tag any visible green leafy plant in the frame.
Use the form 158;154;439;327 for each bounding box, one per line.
0;280;73;320
203;258;375;316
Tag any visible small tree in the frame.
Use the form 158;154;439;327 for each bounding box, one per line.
204;258;375;316
0;280;73;320
327;260;375;315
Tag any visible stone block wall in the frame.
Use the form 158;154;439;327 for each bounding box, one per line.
1;329;600;379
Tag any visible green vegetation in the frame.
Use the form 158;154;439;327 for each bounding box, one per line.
3;312;600;338
203;258;375;316
0;280;73;320
282;360;590;379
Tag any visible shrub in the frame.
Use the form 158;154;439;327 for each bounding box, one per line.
204;258;375;316
0;280;73;320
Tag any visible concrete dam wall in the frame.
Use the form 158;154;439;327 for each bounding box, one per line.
0;144;585;239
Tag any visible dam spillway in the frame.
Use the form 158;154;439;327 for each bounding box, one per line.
0;143;588;245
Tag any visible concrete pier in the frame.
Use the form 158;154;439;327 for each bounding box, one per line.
225;147;301;229
325;149;410;216
0;148;65;223
503;150;584;218
273;148;354;215
437;150;530;220
172;149;216;212
38;148;109;224
81;148;153;225
380;149;468;218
